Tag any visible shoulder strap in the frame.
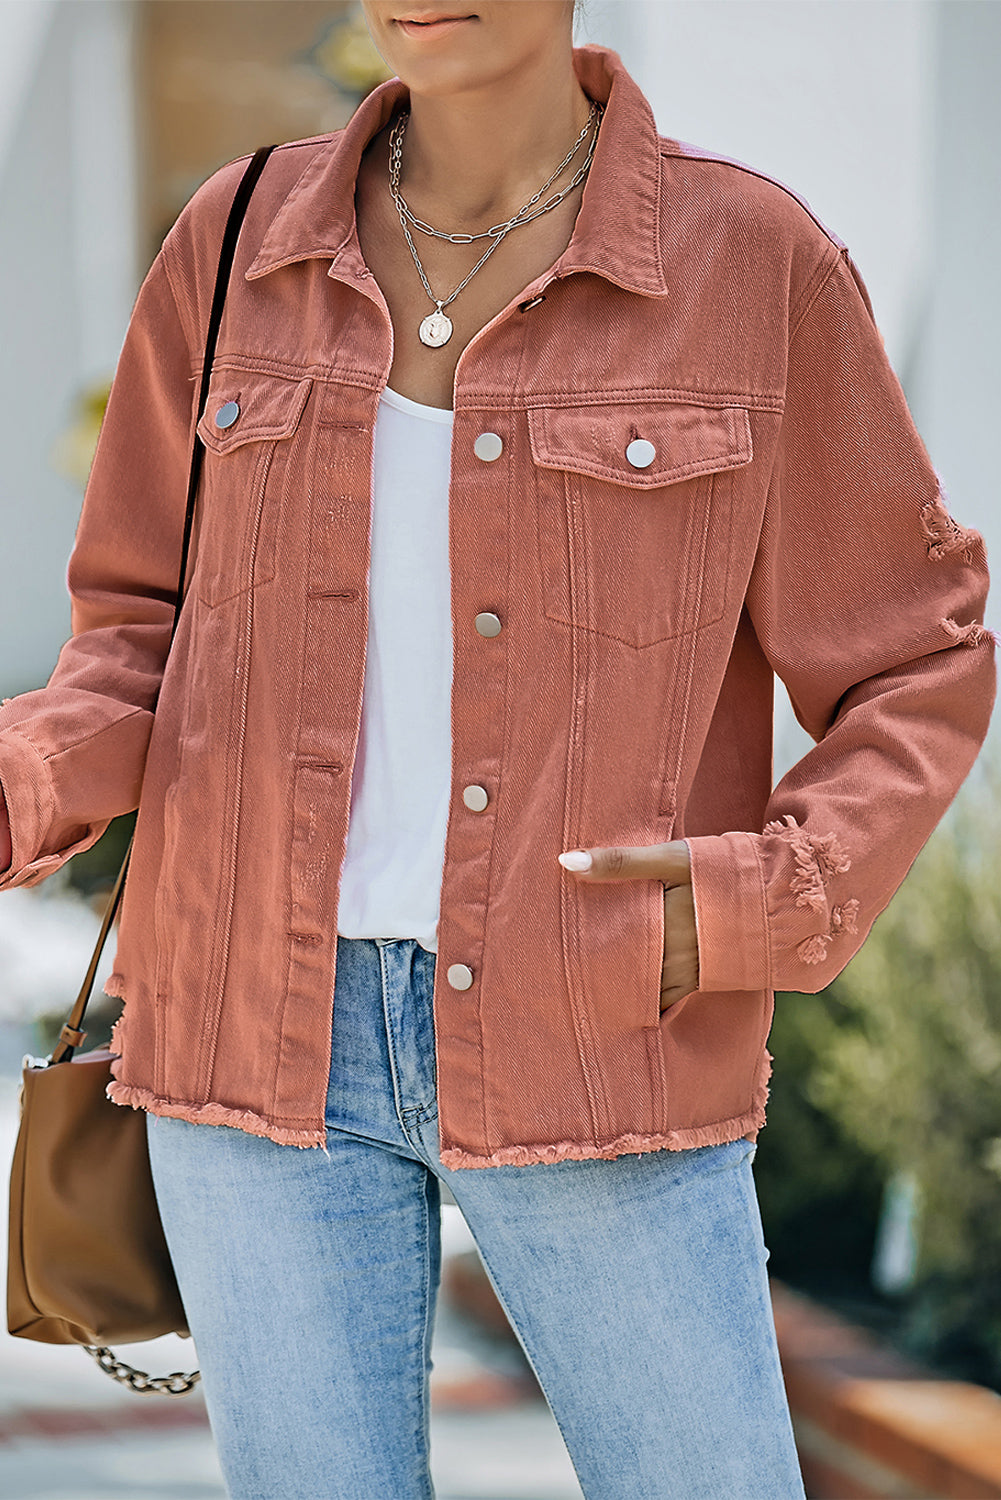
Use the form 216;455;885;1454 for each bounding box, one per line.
174;145;277;643
51;144;278;1066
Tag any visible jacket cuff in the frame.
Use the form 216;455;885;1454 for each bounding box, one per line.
685;832;771;992
0;731;60;891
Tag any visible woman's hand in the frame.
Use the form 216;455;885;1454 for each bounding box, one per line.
558;840;699;1010
0;789;11;874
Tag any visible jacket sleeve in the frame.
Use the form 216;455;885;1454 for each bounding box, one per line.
685;247;995;994
0;249;194;890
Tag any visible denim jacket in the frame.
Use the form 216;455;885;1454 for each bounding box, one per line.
0;47;992;1164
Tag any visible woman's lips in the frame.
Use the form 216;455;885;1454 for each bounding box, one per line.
395;16;476;39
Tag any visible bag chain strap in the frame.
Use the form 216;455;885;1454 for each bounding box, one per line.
84;1345;202;1397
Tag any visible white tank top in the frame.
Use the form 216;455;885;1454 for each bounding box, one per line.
336;385;454;952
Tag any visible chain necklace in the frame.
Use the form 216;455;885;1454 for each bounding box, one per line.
388;102;602;349
391;101;600;245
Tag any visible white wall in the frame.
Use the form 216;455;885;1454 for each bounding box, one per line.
907;0;1001;596
581;0;935;368
0;0;138;696
0;0;57;155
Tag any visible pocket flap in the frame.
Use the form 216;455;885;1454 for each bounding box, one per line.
196;371;312;456
527;401;752;490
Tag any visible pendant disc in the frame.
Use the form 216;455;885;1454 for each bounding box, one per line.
419;311;453;348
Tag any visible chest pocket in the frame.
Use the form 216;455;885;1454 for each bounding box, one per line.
193;370;312;608
529;400;752;648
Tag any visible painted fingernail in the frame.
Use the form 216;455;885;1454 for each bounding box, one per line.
558;850;593;872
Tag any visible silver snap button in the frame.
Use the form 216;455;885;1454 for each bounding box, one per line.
473;432;503;462
215;400;240;429
474;612;502;638
462;785;489;812
625;437;656;469
447;963;474;991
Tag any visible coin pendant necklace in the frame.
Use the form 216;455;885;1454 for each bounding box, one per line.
420;306;452;350
388;102;602;349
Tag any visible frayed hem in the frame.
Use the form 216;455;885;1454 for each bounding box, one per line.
106;1080;325;1149
439;1098;769;1170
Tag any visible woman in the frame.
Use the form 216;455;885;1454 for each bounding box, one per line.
0;3;993;1496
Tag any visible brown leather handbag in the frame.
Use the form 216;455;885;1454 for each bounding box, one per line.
6;143;276;1394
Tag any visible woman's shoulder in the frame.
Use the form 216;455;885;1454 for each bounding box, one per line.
168;132;341;246
658;136;843;249
656;134;846;305
156;131;346;329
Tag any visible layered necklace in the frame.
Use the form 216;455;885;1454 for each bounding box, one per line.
388;99;603;349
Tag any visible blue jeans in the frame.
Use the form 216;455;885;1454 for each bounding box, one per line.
146;937;805;1500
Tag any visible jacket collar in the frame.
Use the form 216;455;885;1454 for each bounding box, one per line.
245;45;668;299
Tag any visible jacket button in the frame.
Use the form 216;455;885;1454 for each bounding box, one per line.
447;963;474;991
474;612;502;637
625;437;656;469
215;400;240;429
462;785;489;812
473;432;503;462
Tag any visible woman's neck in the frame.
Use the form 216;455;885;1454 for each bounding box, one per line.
399;58;593;228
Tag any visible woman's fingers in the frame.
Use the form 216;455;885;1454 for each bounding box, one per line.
0;791;11;875
557;840;698;1009
558;839;691;885
661;882;699;1010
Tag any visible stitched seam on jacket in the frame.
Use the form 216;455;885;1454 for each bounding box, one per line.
159;240;198;365
27;708;149;766
666;476;715;794
751;834;773;991
461;387;784;413
0;731;56;877
752;252;843;564
541;610;723;652
192;354;333;382
529;449;750;489
271;397;330;1126
789;244;842;345
193;598;247;1100
560;473;610;1140
184;368;786;412
658;141;846;250
476;333;531;1156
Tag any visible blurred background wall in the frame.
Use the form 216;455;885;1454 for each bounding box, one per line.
1;0;998;697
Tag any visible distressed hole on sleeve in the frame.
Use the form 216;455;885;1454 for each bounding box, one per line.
921;490;980;564
797;933;832;965
941;617;995;648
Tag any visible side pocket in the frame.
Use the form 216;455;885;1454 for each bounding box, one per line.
648;874;666;1029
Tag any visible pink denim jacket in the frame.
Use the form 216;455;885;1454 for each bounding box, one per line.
0;47;993;1165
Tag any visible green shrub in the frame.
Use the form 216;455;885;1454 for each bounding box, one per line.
62;811;136;898
812;757;1001;1387
755;989;884;1299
